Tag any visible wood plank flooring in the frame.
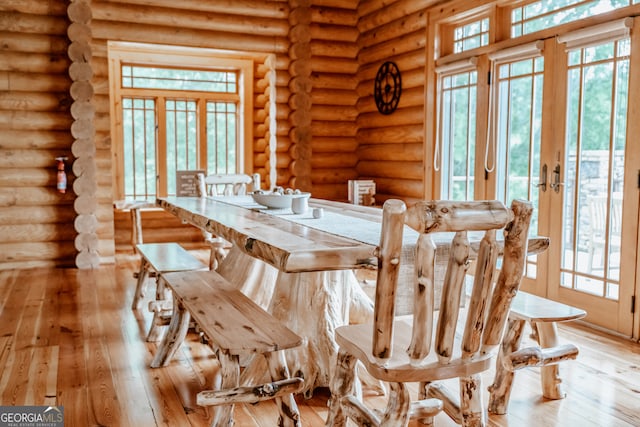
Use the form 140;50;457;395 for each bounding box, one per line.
0;251;639;426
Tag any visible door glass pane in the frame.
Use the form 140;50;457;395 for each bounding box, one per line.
494;56;543;278
561;39;628;300
206;102;238;175
166;99;198;196
122;97;156;199
439;71;477;200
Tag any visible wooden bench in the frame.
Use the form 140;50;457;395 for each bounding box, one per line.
151;270;304;426
132;243;208;341
488;291;586;415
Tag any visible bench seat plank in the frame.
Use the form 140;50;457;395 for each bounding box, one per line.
136;243;207;272
510;292;586;323
162;270;302;355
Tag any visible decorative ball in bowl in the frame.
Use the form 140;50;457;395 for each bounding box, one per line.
251;189;310;209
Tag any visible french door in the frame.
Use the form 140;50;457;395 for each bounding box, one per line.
545;27;637;335
436;26;640;336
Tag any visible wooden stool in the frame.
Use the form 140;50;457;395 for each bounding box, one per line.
133;243;207;341
152;270;304;426
488;291;586;415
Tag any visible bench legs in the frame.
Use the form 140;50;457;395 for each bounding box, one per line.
151;300;191;368
146;276;173;342
209;351;239;426
199;350;302;427
536;322;567;400
266;350;301;427
132;258;150;310
488;319;578;415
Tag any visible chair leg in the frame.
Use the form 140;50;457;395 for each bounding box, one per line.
132;258;150;310
417;382;435;426
265;350;301;427
488;318;525;415
380;382;410;427
326;349;358;427
459;374;485;427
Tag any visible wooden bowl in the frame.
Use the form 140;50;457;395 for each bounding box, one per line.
251;192;310;209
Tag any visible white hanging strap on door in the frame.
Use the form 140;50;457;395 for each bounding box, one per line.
484;40;545;173
433;57;478;172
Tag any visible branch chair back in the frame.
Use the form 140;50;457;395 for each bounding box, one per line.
326;199;533;427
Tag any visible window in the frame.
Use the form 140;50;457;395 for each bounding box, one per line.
122;65;237;92
511;0;640;37
437;66;478;200
560;36;629;298
453;18;490;53
108;42;255;200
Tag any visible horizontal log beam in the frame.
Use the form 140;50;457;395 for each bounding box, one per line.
0;206;76;225
0;224;76;244
92;3;290;37
357;160;424;180
0;12;68;35
357;142;422;161
0;71;70;92
357;124;424;144
91;23;289;54
105;0;289;19
0;241;76;263
0;31;68;54
0;130;72;149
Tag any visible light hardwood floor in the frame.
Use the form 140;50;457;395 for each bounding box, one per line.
0;251;639;426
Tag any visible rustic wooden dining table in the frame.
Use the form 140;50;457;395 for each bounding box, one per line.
155;195;550;397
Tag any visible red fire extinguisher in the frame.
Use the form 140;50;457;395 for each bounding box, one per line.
56;157;67;194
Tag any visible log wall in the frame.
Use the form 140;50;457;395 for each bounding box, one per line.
283;1;360;199
356;0;437;203
0;0;441;269
0;0;77;269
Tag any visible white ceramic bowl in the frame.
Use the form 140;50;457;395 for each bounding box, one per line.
251;192;310;209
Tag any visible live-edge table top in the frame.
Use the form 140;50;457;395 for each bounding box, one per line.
157;196;550;275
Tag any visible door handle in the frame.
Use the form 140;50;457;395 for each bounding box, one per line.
550;163;563;193
537;164;547;192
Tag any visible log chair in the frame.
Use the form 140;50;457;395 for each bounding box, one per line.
326;199;533;427
196;172;261;270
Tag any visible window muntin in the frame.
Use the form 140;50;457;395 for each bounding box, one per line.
512;0;640;37
121;65;237;93
453;18;490;53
